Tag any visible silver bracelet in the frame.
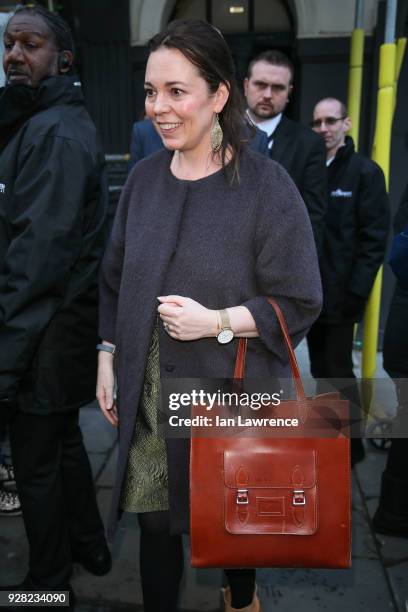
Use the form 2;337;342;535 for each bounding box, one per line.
96;343;116;355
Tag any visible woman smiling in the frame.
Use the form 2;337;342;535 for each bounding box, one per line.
97;19;322;612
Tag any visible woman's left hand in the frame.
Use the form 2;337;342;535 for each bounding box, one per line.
157;295;218;341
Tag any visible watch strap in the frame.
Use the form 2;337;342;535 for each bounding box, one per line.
219;309;231;330
96;343;116;355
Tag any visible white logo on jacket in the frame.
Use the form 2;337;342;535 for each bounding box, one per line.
331;188;352;198
0;183;5;194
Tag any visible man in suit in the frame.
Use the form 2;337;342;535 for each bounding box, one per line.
308;97;390;466
128;116;269;170
244;50;327;253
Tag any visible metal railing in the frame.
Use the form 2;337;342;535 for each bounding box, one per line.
105;154;130;163
105;154;130;195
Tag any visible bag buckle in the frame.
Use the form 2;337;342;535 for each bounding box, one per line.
236;489;249;505
292;490;306;506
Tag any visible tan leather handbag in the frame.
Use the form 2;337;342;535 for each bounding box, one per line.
190;298;351;568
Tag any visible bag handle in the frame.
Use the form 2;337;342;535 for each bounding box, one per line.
233;297;306;401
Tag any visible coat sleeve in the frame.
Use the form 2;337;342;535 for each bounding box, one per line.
347;162;390;298
394;182;408;234
242;162;322;364
299;134;327;256
387;183;408;287
0;135;92;402
389;228;408;288
128;123;143;172
98;176;134;344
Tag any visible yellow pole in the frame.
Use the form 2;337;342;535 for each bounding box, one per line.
361;43;396;409
347;28;365;150
373;43;396;188
396;38;407;79
393;37;407;112
348;3;365;346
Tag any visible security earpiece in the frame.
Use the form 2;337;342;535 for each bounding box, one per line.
58;53;70;71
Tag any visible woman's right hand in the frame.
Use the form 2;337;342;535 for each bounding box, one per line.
96;352;118;427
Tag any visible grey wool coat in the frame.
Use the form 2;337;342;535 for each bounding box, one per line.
99;147;322;539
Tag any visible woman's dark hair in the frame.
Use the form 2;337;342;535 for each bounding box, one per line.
148;19;247;183
11;4;75;69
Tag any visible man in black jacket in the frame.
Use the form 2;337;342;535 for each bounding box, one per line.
0;6;111;592
244;50;327;253
307;97;390;465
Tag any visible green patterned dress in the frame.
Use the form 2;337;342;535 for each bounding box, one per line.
120;325;169;512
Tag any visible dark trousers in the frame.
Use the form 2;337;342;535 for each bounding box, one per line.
0;422;6;462
382;287;408;484
10;410;105;589
307;321;363;437
383;374;408;481
386;431;408;481
137;511;255;612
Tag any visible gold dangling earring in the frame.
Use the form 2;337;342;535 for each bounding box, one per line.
210;113;223;153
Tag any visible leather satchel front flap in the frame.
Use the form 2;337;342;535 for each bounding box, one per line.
224;449;316;489
223;449;317;536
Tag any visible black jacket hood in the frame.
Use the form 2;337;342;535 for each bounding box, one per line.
0;75;83;152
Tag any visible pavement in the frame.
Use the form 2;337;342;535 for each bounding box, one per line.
1;341;407;612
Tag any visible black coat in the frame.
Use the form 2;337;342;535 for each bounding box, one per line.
99;147;322;538
269;115;327;254
0;76;108;415
318;136;390;323
383;184;408;377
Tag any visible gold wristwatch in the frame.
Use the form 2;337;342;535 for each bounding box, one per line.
216;309;234;344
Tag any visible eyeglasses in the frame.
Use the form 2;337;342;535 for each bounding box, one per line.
310;116;346;128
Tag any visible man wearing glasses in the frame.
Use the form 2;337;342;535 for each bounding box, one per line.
308;97;390;466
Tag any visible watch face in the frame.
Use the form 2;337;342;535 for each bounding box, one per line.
217;329;234;344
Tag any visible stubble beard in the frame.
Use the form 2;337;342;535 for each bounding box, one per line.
252;103;277;122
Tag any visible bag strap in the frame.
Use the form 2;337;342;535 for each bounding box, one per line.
233;297;306;401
